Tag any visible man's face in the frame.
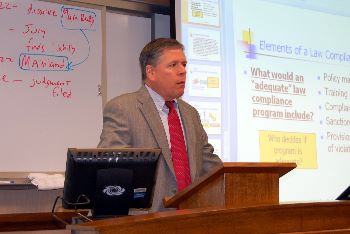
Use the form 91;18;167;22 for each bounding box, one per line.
145;48;187;101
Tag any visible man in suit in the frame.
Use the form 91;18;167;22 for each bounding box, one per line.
98;38;222;212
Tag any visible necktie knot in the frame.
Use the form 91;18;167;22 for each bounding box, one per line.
165;100;174;110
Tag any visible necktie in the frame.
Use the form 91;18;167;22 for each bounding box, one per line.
165;101;191;191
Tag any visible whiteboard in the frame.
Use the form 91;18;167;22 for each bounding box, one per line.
0;0;102;171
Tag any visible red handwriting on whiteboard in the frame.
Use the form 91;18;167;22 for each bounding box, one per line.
56;43;76;55
22;24;46;39
19;54;68;71
29;76;72;99
1;74;72;99
0;56;14;63
29;76;71;88
27;3;58;17
53;86;72;99
1;74;23;83
25;37;46;53
0;2;18;10
80;13;95;27
1;74;9;82
61;8;95;28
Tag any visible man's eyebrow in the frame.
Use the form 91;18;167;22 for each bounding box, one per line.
167;59;180;64
169;59;187;63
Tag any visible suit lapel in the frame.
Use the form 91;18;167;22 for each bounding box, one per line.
136;87;176;176
178;100;197;180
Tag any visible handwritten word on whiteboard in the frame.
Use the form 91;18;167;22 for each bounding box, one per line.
0;0;102;171
1;1;99;98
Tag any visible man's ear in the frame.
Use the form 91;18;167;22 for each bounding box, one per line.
145;64;155;81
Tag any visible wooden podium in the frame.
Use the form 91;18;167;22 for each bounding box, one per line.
68;162;350;233
164;162;296;209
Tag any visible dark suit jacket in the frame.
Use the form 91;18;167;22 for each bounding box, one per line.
98;86;222;211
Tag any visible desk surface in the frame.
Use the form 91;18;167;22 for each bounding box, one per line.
69;201;350;234
0;177;36;190
0;211;86;232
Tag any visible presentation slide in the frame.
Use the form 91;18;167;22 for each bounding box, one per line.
176;0;350;201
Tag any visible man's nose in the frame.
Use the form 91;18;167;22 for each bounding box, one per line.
179;64;186;74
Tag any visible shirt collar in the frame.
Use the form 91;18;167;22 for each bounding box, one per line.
145;85;179;110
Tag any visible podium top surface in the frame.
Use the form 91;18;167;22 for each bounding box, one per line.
220;162;296;176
